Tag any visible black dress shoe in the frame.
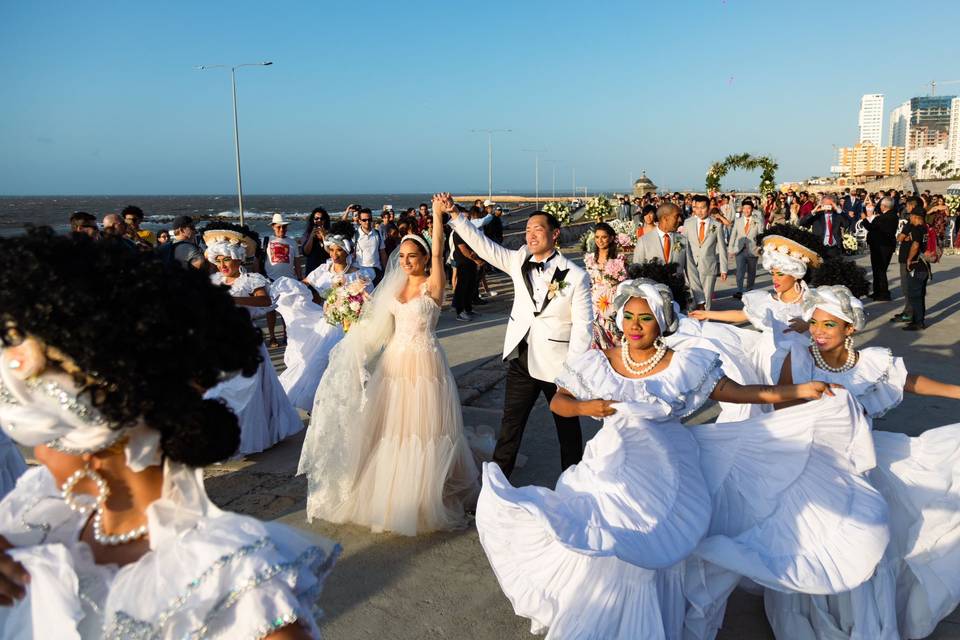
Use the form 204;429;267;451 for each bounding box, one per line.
902;323;925;331
889;314;911;323
732;292;743;300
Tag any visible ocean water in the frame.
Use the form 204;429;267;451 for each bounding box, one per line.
0;194;439;238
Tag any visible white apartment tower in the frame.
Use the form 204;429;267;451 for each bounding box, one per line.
889;100;910;147
858;93;884;147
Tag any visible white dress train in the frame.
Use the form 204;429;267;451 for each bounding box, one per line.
271;264;373;412
204;272;303;456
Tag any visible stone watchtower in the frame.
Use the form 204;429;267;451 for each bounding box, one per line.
632;171;658;197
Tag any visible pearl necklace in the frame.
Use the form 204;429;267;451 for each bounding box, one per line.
92;511;149;546
621;338;668;376
810;343;856;373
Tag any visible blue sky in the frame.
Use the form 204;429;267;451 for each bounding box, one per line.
2;0;959;195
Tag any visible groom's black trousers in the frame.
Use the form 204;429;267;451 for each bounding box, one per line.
493;340;583;477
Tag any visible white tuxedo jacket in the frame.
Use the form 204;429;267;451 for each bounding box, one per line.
449;216;593;383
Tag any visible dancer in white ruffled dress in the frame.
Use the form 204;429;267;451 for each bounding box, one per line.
272;235;374;412
475;275;862;640
763;285;960;640
0;231;338;639
202;227;304;456
298;193;478;536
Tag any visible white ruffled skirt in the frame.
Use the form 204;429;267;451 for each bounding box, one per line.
205;344;304;456
765;423;960;640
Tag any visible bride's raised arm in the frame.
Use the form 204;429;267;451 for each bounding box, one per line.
428;192;452;303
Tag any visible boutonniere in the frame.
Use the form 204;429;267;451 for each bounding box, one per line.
547;280;570;300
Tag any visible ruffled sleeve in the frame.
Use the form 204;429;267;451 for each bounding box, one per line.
652;348;725;418
742;290;775;331
555;350;606;398
103;512;340;640
853;348;907;419
0;467;80;547
239;272;272;295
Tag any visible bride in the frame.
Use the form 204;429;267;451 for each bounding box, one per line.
298;193;479;536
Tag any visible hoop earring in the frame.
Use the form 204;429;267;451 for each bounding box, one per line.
60;464;109;515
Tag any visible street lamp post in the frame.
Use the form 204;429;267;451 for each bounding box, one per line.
470;129;511;200
196;61;273;227
523;148;547;208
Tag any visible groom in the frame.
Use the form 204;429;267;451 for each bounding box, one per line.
447;197;592;476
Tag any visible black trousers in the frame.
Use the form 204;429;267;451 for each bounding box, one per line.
492;341;583;477
453;260;477;314
869;244;895;297
906;265;929;326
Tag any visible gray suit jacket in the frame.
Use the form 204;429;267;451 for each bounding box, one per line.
633;229;686;272
682;217;728;276
727;212;765;256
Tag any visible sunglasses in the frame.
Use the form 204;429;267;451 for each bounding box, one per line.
359;218;372;222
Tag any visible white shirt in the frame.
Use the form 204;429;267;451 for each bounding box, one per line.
527;253;558;310
264;236;299;280
471;214;494;228
355;228;383;269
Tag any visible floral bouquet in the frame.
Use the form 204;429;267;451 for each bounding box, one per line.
585;195;614;222
542;201;571;225
321;276;371;331
841;231;859;253
608;219;638;251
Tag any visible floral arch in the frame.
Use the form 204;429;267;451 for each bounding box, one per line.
705;153;778;195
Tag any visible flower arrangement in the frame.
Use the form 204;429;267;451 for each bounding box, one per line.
542;201;571;225
546;279;570;300
946;194;960;215
321;276;371;331
585;195;614;222
841;231;859;253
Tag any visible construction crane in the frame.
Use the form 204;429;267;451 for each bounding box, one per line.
929;79;960;96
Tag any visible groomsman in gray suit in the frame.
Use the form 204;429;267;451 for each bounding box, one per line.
727;199;765;299
632;203;685;272
682;195;728;310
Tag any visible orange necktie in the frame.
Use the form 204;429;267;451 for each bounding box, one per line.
662;234;671;262
698;221;705;243
744;217;751;235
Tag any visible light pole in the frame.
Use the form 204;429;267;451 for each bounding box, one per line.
546;160;558;199
572;167;576;198
470;129;511;200
523;148;547;208
196;61;273;227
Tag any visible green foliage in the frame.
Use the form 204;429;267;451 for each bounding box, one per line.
706;153;779;194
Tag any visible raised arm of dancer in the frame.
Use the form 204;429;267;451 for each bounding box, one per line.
447;205;516;273
688;309;749;323
905;374;960;400
234;287;273;308
427;193;450;303
710;376;835;405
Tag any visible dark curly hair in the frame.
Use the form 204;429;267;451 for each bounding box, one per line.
329;220;357;240
592;222;619;260
810;257;870;298
626;260;690;313
0;228;263;466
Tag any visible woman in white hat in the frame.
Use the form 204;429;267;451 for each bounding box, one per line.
271;232;375;412
761;283;960;640
476;263;888;640
201;224;304;456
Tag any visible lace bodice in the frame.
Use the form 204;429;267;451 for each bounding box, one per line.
387;282;441;353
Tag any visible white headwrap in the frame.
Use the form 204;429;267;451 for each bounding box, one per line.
204;240;247;262
801;285;866;331
761;249;808;279
613;278;680;335
323;234;352;254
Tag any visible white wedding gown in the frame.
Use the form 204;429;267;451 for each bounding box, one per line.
204;272;303;456
0;464;339;639
300;282;479;536
764;343;960;640
476;347;888;640
271;264;374;412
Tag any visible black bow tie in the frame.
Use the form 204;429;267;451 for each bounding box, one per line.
528;253;556;272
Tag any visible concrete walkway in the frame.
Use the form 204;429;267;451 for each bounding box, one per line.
206;250;960;640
